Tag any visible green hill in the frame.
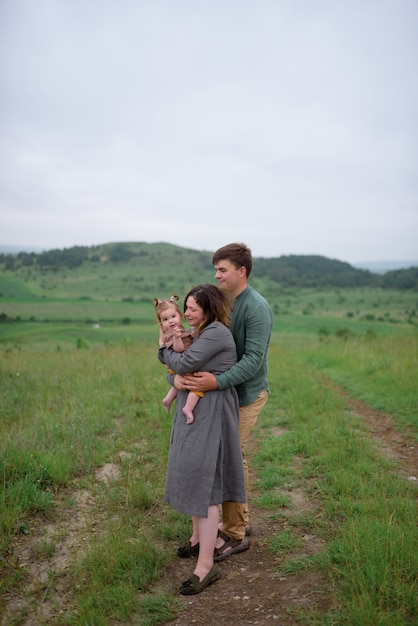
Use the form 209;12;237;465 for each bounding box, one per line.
0;242;417;302
0;242;214;301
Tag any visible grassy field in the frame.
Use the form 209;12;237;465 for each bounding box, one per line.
1;288;417;624
1;286;417;341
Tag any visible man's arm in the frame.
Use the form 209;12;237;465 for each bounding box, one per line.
185;301;272;393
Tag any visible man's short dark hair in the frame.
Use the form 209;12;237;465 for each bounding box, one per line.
212;243;253;278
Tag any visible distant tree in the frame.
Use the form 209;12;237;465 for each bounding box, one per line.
17;252;35;266
253;255;379;288
5;257;15;270
108;244;135;263
381;267;418;290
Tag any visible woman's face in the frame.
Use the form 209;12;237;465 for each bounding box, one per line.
184;295;205;328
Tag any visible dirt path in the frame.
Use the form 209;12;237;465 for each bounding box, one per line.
161;387;417;625
338;389;417;481
2;389;416;625
161;497;332;625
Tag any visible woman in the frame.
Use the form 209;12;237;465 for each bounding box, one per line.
158;283;246;595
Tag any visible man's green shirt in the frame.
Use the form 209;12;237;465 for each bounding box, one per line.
216;286;273;406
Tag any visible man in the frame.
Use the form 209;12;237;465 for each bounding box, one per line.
178;243;273;560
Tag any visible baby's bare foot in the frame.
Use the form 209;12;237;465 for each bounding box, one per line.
182;406;194;424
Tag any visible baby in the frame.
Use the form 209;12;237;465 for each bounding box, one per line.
154;294;203;424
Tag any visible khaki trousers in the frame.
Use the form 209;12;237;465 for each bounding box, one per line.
222;390;269;540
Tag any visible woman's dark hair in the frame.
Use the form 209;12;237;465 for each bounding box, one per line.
184;283;231;335
212;242;253;278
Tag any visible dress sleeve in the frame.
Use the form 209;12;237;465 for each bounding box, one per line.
160;324;225;375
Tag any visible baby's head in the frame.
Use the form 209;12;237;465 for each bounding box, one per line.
153;294;182;330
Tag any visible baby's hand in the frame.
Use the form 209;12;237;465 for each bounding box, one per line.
159;326;166;346
173;326;182;338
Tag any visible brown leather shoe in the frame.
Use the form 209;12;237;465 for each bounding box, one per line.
213;531;249;562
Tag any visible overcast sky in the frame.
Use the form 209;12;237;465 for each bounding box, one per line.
1;0;417;264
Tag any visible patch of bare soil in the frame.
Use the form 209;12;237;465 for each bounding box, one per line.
161;504;332;626
1;391;416;626
1;489;97;625
336;387;417;481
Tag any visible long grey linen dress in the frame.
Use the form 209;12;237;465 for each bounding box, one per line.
159;321;246;518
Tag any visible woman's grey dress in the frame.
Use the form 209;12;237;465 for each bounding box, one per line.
159;322;246;518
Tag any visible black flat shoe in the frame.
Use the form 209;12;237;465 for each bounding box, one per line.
179;565;220;595
176;541;199;558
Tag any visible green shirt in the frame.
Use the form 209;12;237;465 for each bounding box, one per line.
216;286;273;406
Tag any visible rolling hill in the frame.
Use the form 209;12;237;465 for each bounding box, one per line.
0;242;417;301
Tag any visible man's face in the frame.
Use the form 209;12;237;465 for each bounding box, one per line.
214;258;245;296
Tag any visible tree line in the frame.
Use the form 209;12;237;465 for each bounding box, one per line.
252;255;418;290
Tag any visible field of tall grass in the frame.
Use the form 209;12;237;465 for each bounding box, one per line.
1;290;417;624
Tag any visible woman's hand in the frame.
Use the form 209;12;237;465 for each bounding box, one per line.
174;374;188;390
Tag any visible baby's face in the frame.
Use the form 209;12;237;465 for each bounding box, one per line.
160;305;182;331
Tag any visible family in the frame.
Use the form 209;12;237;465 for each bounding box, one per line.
156;242;273;595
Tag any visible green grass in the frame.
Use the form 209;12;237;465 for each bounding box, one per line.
0;275;34;298
1;287;416;353
0;295;417;624
255;342;417;624
0;343;181;623
0;297;155;322
301;332;418;432
69;532;169;623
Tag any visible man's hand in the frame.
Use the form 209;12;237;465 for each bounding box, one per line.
182;372;218;392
